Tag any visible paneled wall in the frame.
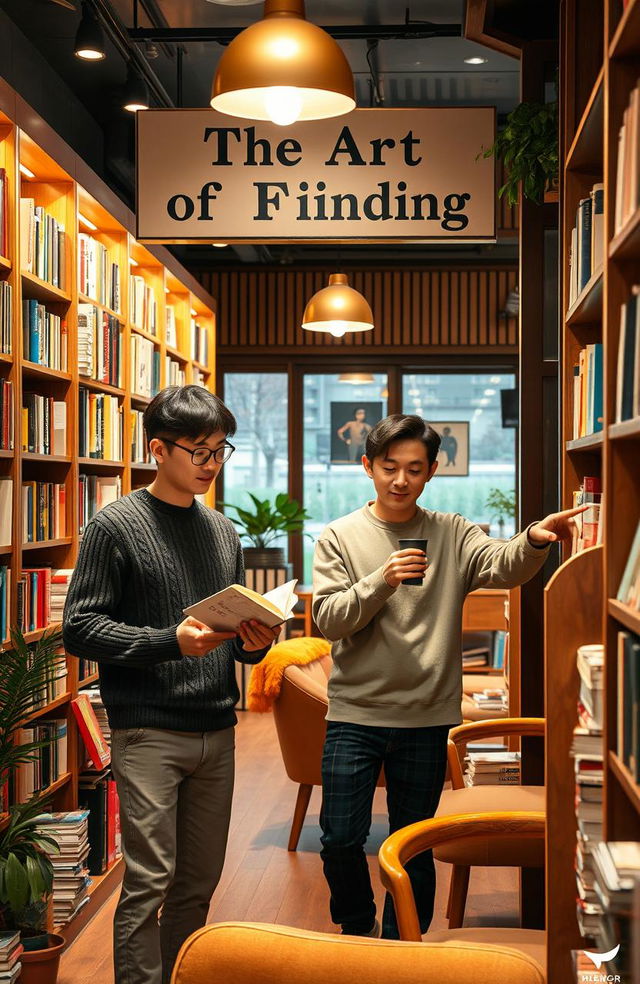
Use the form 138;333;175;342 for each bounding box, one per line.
200;266;518;355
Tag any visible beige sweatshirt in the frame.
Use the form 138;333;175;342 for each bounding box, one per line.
312;503;549;728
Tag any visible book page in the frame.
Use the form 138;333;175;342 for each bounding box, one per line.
262;579;298;619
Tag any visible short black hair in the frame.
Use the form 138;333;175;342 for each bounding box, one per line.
365;414;441;466
143;385;237;444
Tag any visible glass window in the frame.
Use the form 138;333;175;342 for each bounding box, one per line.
402;372;517;537
303;372;388;581
222;372;289;547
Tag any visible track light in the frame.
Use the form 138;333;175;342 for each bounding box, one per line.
123;66;150;113
74;2;106;61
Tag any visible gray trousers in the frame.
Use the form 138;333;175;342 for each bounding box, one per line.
110;726;235;984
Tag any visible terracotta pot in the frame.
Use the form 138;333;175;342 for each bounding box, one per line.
19;933;65;984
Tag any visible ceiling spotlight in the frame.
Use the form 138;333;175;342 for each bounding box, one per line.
123;65;150;112
464;56;488;65
211;0;355;126
74;2;106;61
211;242;228;248
338;373;375;384
302;274;374;337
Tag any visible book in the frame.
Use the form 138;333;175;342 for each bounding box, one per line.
183;578;298;632
71;695;111;771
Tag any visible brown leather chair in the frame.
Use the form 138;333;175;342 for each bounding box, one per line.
435;718;546;928
378;811;546;977
272;653;385;851
171;920;546;984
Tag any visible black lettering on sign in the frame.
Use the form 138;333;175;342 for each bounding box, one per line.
324;126;366;166
254;182;290;220
167;193;195;221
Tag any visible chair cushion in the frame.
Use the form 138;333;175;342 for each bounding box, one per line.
284;659;331;703
424;928;546;973
433;786;545;865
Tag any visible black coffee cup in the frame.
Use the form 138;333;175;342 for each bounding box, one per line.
398;538;428;585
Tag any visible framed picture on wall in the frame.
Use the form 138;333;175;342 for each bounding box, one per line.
431;421;470;477
330;402;383;464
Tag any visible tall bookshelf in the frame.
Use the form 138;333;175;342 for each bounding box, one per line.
0;81;217;947
547;1;640;981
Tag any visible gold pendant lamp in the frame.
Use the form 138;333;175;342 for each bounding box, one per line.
301;274;374;338
210;0;356;125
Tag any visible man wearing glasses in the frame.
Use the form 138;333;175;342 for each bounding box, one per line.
63;385;279;984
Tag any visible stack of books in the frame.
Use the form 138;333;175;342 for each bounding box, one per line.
34;812;91;925
17;566;57;633
469;688;507;714
77;303;122;387
78;233;120;312
78;388;124;461
577;841;640;974
21;480;66;541
0;281;11;355
21;393;67;456
83;686;112;748
0;932;23;984
78;474;122;532
568;183;604;306
22;300;67;370
19;199;66;289
79;769;121;875
571;476;603;554
50;568;74;623
130;275;157;335
464;749;521;786
577;644;604;733
12;721;68;801
572;343;603;438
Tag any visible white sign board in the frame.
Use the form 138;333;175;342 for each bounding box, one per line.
136;108;496;243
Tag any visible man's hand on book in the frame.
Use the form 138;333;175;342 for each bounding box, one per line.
382;549;428;587
177;616;236;657
237;620;280;652
527;504;590;546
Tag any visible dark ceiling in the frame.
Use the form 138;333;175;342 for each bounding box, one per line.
0;0;534;268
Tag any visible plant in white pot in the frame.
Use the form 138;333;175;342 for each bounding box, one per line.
220;492;312;569
0;627;66;983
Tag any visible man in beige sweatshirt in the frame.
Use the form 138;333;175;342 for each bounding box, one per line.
312;413;584;940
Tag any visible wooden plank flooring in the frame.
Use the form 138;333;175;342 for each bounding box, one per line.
59;712;521;984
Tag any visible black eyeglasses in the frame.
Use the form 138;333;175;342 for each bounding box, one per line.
162;438;235;466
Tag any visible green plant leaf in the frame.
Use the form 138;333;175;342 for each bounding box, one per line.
25;855;44;902
5;853;29;915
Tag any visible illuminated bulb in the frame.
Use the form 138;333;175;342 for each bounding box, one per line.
330;325;347;338
263;86;303;126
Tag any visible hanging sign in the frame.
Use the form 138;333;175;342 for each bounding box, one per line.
136;108;496;244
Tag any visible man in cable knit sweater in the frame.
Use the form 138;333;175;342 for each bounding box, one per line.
312;413;585;940
63;385;279;984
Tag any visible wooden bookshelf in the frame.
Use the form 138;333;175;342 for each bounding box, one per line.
0;79;217;946
549;1;640;981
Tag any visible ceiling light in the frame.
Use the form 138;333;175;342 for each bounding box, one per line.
210;0;355;126
302;273;374;338
78;213;98;231
129;257;138;266
74;2;106;61
123;66;150;112
338;373;375;384
212;242;228;248
19;163;35;179
484;388;496;396
464;56;488;65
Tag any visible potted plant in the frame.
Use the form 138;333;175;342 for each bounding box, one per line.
479;99;558;206
485;488;517;538
220;492;312;569
0;627;66;982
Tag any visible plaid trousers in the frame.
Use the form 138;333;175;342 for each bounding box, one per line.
320;720;450;939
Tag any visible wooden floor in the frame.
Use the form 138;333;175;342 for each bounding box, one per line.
59;712;521;984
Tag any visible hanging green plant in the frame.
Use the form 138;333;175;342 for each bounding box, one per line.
479;100;558;207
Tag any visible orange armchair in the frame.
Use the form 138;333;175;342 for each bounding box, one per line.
379;811;546;977
171;920;546;984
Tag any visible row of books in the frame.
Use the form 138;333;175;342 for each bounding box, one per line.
79;474;121;533
35;811;91;925
0;281;12;354
78;658;98;682
0;566;9;643
166;305;178;348
463;747;520;786
22;480;66;543
22;299;68;370
166;355;186;387
571;476;603;554
78;232;121;312
614;80;640;235
617;518;640;611
192;368;207;387
130;274;157;335
78;388;124;460
191;319;208;365
50;567;72;624
574;841;640;976
0;378;13;450
16;566;53;632
131;333;161;398
572;343;603;437
85;688;111;748
12;722;68;803
462;630;506;670
20;199;66;289
131;408;152;463
78;303;122;387
79;769;121;875
0;168;9;260
0;931;23;984
568;182;603;308
614;286;640;423
21;393;66;456
617;629;640;782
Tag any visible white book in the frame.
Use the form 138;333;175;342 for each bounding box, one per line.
184;579;298;632
0;478;12;543
53;401;67;456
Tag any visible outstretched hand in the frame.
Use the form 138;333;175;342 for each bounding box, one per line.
527;505;590;546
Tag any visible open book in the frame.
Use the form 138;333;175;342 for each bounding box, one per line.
183;578;298;632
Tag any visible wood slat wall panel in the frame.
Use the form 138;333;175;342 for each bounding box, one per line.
201;267;518;353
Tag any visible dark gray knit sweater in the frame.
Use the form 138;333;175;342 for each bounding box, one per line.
62;488;265;732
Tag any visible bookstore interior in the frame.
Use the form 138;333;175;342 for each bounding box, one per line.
0;0;639;983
